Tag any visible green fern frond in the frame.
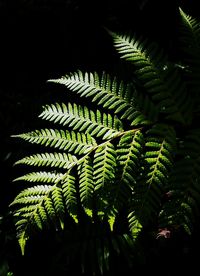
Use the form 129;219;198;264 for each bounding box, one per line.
10;183;67;254
14;152;77;169
110;32;190;124
13;171;63;183
179;8;200;50
48;71;150;126
117;130;143;186
61;173;78;221
12;129;97;155
127;212;142;238
133;124;176;225
112;130;144;209
11;185;52;206
78;155;94;210
109;31;166;66
93;141;116;192
144;124;175;185
11;185;53;250
39;102;123;140
51;186;65;219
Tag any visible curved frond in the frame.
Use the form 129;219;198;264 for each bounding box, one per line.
11;185;52;206
12;129;97;155
179;8;200;50
10;184;55;254
110;32;191;124
48;71;150;126
39;102;123;140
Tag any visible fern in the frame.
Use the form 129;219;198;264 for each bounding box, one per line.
159;129;200;234
13;171;63;183
12;129;97;154
110;31;193;124
39;102;122;140
14;152;77;169
10;7;200;275
179;8;200;107
48;71;151;125
78;155;94;210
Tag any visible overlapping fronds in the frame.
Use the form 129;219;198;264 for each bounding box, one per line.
10;7;200;275
110;31;193;124
159;129;200;234
39;102;122;140
48;71;151;126
113;130;144;208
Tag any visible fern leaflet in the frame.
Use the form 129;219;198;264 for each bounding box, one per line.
48;71;150;125
12;129;97;155
39;102;123;140
14;152;77;169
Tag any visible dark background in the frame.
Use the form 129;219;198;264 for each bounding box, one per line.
0;0;200;275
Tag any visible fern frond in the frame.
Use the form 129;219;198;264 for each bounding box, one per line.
12;129;97;155
14;152;77;169
51;186;65;220
127;212;142;238
112;130;144;209
144;124;175;187
10;184;66;254
39;102;123;140
160;129;200;233
133;124;176;225
78;155;94;210
109;31;166;66
179;8;200;50
117;130;143;186
48;71;150;126
110;32;190;124
11;185;52;206
61;173;78;221
179;8;200;104
13;171;63;183
93;141;117;192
